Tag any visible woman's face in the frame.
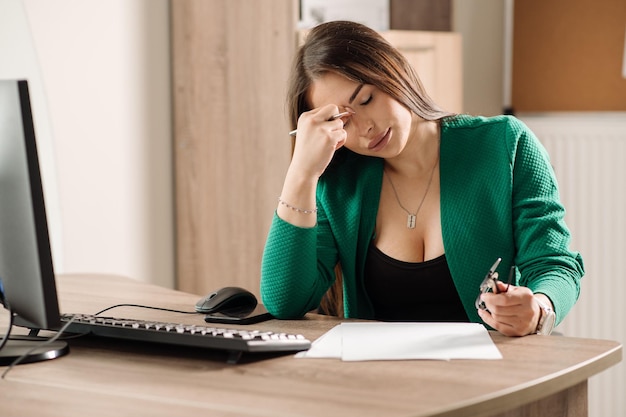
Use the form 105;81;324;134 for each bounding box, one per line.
308;72;413;158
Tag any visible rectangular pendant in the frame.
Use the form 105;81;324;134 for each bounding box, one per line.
407;214;416;229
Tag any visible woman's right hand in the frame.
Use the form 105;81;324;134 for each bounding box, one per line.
289;104;351;179
277;105;352;227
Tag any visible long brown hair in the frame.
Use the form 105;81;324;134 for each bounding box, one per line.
288;21;453;316
287;20;453;131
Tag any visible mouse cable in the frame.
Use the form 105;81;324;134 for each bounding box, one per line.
94;303;197;316
0;306;15;353
2;305;199;378
1;314;77;380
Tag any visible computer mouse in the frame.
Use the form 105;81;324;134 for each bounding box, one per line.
195;286;258;316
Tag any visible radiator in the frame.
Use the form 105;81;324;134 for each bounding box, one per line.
519;113;626;417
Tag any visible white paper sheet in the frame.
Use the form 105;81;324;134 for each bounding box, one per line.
295;324;343;358
297;322;502;361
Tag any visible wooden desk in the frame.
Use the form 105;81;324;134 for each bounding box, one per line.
0;274;621;417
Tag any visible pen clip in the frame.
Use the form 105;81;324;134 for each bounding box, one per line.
488;258;501;294
487;257;501;277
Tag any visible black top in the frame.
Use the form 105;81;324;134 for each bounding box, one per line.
364;243;469;322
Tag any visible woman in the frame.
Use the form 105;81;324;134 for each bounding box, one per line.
260;20;583;337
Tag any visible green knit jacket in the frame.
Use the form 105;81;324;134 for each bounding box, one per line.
260;115;584;326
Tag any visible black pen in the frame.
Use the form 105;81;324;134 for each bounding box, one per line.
288;111;352;137
503;266;515;292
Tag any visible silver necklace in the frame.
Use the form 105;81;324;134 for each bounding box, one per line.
384;143;439;229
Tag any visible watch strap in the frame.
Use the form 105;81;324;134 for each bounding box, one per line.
535;297;555;335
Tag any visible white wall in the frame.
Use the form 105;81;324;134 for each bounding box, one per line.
0;0;64;267
1;0;174;288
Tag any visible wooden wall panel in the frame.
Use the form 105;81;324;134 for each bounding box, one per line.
381;31;462;113
171;0;297;296
512;0;626;112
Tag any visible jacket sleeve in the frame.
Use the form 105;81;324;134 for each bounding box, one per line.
260;209;339;319
508;117;584;325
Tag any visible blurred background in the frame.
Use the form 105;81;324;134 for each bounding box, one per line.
1;1;624;415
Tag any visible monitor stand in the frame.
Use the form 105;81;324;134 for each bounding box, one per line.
0;338;69;366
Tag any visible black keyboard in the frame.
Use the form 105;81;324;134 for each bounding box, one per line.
60;313;311;362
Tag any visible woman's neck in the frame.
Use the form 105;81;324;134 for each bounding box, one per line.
384;116;440;178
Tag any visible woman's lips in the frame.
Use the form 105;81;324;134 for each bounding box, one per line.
368;128;391;151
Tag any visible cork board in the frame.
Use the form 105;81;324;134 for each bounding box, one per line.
512;0;626;111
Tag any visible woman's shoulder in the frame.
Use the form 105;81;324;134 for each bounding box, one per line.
441;113;528;135
440;114;537;157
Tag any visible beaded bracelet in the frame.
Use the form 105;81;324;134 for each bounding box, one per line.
278;197;318;214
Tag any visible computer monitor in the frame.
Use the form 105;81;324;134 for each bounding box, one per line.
0;79;69;365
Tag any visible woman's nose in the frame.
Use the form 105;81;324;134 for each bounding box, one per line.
355;114;374;137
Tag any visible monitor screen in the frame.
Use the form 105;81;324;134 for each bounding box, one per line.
0;79;68;365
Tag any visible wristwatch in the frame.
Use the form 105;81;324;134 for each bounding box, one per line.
535;297;556;335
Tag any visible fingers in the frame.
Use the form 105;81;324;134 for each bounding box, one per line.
312;104;350;123
296;105;352;140
289;106;350;178
478;285;539;336
333;130;347;150
493;280;509;294
478;309;520;337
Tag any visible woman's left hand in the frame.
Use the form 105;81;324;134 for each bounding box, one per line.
477;281;543;336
